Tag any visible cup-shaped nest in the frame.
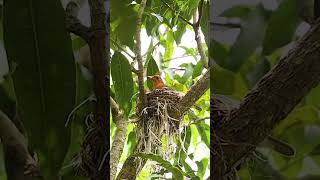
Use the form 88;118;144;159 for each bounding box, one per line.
135;89;184;153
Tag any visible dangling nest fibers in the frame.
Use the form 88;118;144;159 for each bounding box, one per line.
136;89;184;154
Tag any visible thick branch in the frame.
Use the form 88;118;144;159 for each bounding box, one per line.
136;0;148;106
179;68;210;114
212;19;320;179
79;0;109;179
110;97;128;180
65;1;93;42
0;110;43;180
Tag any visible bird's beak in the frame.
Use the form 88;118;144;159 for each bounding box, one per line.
147;76;152;79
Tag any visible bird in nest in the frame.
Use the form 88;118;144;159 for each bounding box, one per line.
146;75;202;111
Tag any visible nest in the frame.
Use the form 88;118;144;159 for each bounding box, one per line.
136;89;184;155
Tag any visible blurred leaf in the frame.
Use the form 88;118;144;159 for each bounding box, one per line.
127;131;137;156
220;5;252;18
110;1;137;48
0;77;15;119
212;65;248;98
305;86;320;109
111;52;134;116
133;153;188;179
72;37;86;51
3;0;75;177
246;56;270;87
225;5;268;72
275;106;319;136
262;0;300;55
210;40;228;66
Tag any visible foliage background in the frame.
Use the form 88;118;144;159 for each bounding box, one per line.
211;0;320;179
110;0;210;179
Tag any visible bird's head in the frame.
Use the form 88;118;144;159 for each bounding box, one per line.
147;75;166;90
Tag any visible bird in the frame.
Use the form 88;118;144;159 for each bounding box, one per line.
147;75;171;90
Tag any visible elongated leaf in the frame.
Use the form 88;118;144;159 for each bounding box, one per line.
133;153;188;179
60;64;90;179
196;123;209;148
111;51;134;116
200;1;209;45
225;5;268;72
210;40;228;67
3;0;76;177
164;30;174;61
196;158;208;179
146;57;160;90
262;0;300;55
220;5;252;18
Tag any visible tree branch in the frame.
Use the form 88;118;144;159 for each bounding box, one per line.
179;68;210;114
77;0;109;178
65;1;93;42
136;0;148;107
110;97;128;180
212;19;320;179
192;0;208;68
0;110;43;180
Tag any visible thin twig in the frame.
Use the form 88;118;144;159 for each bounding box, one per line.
188;116;210;125
162;54;199;62
193;0;208;68
136;0;148;106
111;38;135;59
160;0;193;26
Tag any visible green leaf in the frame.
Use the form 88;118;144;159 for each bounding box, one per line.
195;123;210;148
179;63;193;84
262;0;300;55
305;86;320;109
225;5;268;72
196;158;208;179
111;51;134;116
174;21;187;44
210;40;229;67
0;79;15;119
220;5;252;18
246;56;270;87
60;64;90;179
127;131;137;156
146;57;160;90
192;61;203;79
200;1;209;45
3;0;75;178
110;1;137;48
133;153;188;179
164;30;175;61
